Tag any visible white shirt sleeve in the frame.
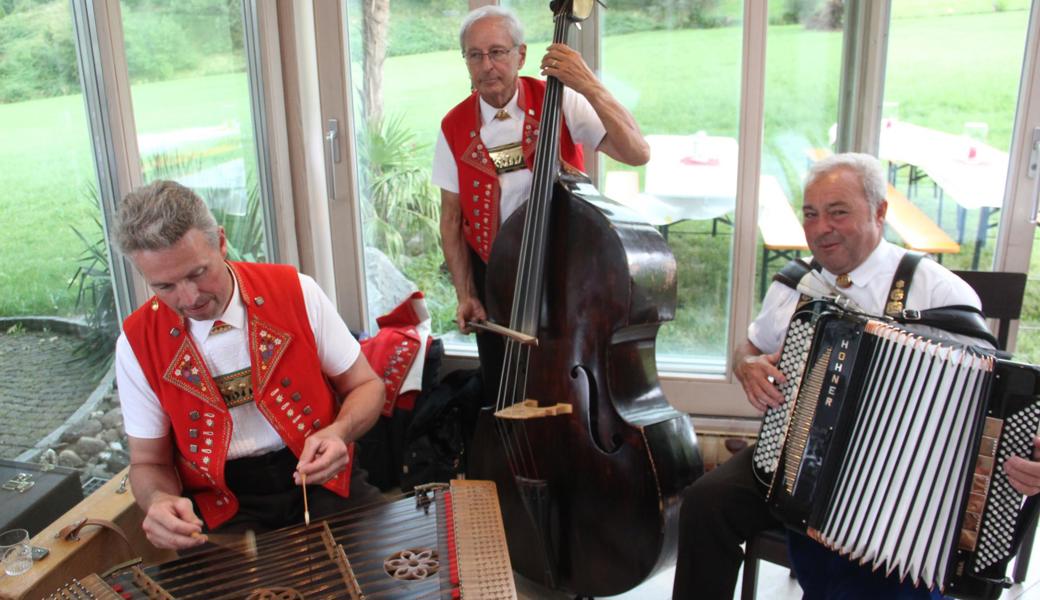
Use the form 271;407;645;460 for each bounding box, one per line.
561;87;607;151
115;333;171;439
907;257;982;311
746;282;801;356
432;129;459;194
299;273;361;377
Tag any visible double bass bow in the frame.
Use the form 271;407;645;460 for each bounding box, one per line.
468;0;703;596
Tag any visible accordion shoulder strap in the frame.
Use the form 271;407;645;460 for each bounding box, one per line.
895;304;999;348
884;251;925;318
773;258;820;292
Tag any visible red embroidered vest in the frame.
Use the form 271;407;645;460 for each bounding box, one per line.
123;262;352;529
361;291;429;416
441;76;586;263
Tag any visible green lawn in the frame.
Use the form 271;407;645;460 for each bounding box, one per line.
1;9;1035;358
0;72;254;316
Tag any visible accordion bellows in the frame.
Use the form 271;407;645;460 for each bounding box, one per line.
753;301;1040;599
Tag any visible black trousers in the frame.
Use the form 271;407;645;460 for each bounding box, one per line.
206;446;384;534
672;444;780;600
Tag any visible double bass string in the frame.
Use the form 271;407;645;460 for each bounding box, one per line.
495;9;570;485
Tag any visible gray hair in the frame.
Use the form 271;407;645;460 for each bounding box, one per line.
459;6;524;52
805;152;887;211
116;180;219;254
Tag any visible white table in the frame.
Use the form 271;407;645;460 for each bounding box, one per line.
604;134;803;298
878;120;1009;268
641;133;740;227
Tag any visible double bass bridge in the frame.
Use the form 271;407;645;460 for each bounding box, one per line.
494;399;574;420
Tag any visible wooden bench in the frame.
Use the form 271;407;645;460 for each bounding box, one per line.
883;184;960;255
757;176;809;298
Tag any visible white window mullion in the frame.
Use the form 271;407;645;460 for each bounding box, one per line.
72;0;145;321
728;0;768;379
835;0;891;154
993;0;1040;350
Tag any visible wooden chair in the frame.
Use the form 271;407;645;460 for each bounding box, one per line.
740;269;1029;599
950;270;1026;351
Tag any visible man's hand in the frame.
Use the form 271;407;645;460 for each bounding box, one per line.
456;295;487;334
295;429;351;485
141;491;206;550
1005;436;1040;497
540;43;599;97
734;350;785;413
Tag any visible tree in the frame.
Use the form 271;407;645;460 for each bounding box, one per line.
362;0;389;123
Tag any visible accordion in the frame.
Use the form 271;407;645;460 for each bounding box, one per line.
753;300;1040;599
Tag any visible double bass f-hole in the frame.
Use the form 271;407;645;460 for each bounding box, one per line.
572;364;623;454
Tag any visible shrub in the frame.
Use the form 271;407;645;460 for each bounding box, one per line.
0;2;79;102
358;114;440;263
806;0;844;31
68;188;118;378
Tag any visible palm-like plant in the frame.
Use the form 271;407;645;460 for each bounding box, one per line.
68;188;119;378
358;114;440;261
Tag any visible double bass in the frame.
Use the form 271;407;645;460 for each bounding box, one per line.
468;1;703;596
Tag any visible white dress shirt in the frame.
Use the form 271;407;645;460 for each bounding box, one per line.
432;86;607;224
748;240;983;355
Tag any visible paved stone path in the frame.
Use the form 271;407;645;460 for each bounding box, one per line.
0;329;99;459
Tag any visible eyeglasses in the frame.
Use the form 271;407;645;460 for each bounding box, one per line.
464;46;516;65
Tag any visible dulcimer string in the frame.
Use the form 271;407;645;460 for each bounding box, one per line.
149;492;449;596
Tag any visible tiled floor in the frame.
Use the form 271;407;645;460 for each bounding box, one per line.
514;544;1040;599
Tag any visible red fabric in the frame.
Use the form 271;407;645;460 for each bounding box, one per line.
441;76;585;263
123;262;352;529
361;291;429;417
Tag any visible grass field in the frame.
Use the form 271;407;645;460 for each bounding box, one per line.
0;73;254;315
2;8;1036;357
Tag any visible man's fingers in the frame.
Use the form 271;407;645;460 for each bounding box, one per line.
143;500;205;550
1005;456;1040;496
170;498;204;528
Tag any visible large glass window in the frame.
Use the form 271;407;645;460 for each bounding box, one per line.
345;1;470;335
598;1;745;371
342;0;1040;376
120;0;270;262
760;0;843;307
0;1;115;461
878;1;1033;355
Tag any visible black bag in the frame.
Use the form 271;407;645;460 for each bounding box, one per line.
355;339;444;491
399;368;483;492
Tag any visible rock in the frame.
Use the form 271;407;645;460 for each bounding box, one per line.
73;419;103;438
74;436;108;458
106;453;130;474
58;449;84;468
59;429;80;444
101;408;123;429
100;429;122;444
87;464;110;480
364;247;419;331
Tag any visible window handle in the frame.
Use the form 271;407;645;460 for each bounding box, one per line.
1029;127;1039;224
325;118;340;200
